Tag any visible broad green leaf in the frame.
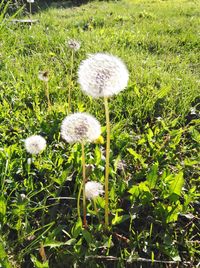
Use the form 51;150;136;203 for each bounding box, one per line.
112;213;130;225
128;185;140;198
0;242;7;259
0;196;6;218
184;158;199;166
127;148;147;168
30;255;49;268
169;172;184;196
138;182;150;193
191;128;200;143
82;229;92;244
147;162;159;189
71;218;82;238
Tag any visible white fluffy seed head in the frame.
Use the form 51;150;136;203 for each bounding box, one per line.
38;71;49;82
78;53;129;98
24;135;46;154
61;112;101;144
67;39;81;51
85;181;104;200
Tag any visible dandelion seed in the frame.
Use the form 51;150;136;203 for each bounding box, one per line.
20;194;26;200
25;135;46;154
190;107;196;115
78;53;129;98
156;116;162;121
38;71;49;82
85;181;104;200
67;39;81;51
61;113;101;144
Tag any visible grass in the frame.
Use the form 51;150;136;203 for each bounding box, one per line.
0;0;200;267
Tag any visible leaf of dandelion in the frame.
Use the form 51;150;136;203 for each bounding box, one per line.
169;172;184;197
0;242;7;259
30;255;49;268
82;229;92;244
71;218;82;238
127;148;147;168
0;196;6;218
112;211;130;225
147;162;159;189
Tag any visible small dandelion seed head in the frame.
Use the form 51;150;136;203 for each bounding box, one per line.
27;0;34;3
85;181;104;200
67;39;81;51
24;135;46;155
38;71;49;82
190;107;196;115
78;53;129;98
61;113;101;144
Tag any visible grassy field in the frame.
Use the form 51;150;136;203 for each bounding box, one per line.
0;0;200;267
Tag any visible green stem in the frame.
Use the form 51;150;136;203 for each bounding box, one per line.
104;97;110;227
77;180;83;219
82;142;87;227
67;50;74;114
45;81;51;111
93;199;100;223
29;3;32;17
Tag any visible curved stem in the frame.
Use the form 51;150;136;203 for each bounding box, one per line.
67;50;74;114
81;142;87;227
104;97;110;227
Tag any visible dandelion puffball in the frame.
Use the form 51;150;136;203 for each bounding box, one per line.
85;181;104;200
25;135;46;154
67;39;81;51
78;53;129;98
61;112;101;144
38;71;49;82
27;0;34;3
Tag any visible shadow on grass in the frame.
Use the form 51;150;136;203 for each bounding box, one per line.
10;0;95;15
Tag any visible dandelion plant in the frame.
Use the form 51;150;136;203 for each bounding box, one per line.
38;71;51;111
78;53;129;227
61;112;101;227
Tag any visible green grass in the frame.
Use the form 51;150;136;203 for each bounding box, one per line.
0;0;200;267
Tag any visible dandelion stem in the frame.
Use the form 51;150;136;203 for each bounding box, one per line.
93;199;100;223
45;81;51;111
29;3;32;17
77;180;83;219
67;50;74;114
81;142;87;227
104;97;110;227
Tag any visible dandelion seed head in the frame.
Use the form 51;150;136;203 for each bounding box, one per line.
78;53;129;98
61;113;101;144
67;39;81;51
85;181;104;200
25;135;46;154
38;71;49;82
190;107;196;115
27;0;34;3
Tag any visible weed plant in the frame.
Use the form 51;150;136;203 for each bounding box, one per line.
0;0;199;267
